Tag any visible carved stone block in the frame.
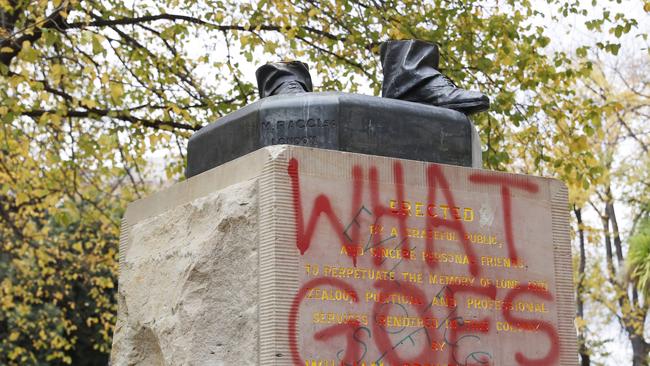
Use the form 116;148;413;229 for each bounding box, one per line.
112;146;577;366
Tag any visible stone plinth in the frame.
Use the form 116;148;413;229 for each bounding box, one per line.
111;145;577;366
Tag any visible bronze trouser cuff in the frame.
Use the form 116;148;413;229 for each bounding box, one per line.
255;61;313;98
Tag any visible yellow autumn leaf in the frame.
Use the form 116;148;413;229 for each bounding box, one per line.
51;64;64;82
110;83;124;100
8;346;24;360
239;34;251;46
81;98;97;108
9;331;20;341
9;75;23;87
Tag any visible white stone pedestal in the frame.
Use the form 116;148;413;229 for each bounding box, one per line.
111;146;576;366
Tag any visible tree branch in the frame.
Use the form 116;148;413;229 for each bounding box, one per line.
21;109;200;131
0;4;68;67
65;13;344;43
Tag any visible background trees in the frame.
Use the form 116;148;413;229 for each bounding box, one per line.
571;56;650;365
0;0;648;364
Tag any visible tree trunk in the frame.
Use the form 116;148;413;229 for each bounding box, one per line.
603;201;649;366
631;334;649;366
574;207;591;366
606;197;624;265
601;210;616;277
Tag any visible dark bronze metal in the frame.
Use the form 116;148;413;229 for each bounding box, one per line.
185;92;481;178
186;40;489;177
255;61;313;98
380;39;490;115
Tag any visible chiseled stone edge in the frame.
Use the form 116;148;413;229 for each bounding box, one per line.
551;181;579;365
113;217;131;365
117;146;280;284
116;145;288;365
118;217;130;276
123;147;275;225
259;146;298;365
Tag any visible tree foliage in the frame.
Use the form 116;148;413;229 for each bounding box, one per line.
629;219;650;296
0;0;648;364
566;48;650;365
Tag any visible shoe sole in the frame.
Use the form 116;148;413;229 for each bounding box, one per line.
437;100;490;115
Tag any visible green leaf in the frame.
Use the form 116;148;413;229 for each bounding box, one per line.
92;34;104;55
110;83;124;101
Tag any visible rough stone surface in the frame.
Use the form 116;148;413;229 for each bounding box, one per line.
111;180;258;366
112;145;576;366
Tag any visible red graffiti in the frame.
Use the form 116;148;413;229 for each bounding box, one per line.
369;162;411;266
372;280;438;365
502;287;560;366
443;284;496;365
468;173;539;265
288;158;365;265
314;320;363;365
287;158;558;366
425;165;479;276
288;277;359;365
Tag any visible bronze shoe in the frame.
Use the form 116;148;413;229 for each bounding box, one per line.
380;39;489;115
